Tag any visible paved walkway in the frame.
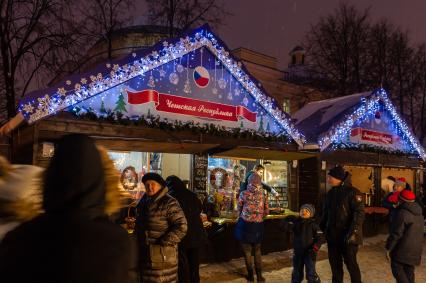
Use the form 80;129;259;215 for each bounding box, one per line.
200;235;426;282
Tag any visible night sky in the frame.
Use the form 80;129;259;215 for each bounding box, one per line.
213;0;426;69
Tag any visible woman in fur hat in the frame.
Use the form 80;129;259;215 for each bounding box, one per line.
0;157;43;241
0;134;135;283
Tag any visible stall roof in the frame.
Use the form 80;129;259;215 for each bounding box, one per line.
212;146;316;161
293;91;372;143
16;24;304;147
292;89;425;159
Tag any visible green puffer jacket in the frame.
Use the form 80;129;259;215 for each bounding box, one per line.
136;187;187;283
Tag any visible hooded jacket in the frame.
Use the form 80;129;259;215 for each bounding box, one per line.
386;201;424;266
0;134;134;283
167;175;206;249
238;173;269;223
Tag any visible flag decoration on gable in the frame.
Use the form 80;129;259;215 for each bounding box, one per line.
17;25;304;146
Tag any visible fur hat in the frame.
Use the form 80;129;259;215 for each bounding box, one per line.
398;190;415;203
0;156;44;221
300;203;315;217
328;165;346;181
142;172;166;188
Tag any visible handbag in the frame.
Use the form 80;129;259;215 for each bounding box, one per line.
145;232;178;269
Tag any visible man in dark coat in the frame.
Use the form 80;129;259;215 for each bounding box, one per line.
136;173;187;283
320;165;365;283
386;189;424;283
166;175;206;283
0;134;135;283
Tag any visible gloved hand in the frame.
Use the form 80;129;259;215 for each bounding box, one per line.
308;244;319;258
345;230;358;245
270;188;279;197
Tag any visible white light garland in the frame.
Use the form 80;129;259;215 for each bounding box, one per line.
18;27;305;146
319;88;425;159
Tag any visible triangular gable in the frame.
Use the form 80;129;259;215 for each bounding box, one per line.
318;89;425;159
17;25;304;146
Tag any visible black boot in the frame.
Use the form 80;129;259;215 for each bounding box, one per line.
246;268;254;282
256;268;265;282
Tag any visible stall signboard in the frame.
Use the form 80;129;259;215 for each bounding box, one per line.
70;47;284;134
346;104;409;151
193;154;208;194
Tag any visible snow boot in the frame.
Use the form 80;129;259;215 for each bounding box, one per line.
245;268;254;282
256;268;265;282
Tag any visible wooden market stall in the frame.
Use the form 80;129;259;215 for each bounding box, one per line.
6;25;314;262
292;89;425;237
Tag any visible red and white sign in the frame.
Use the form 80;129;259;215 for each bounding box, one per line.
126;89;257;122
350;127;393;146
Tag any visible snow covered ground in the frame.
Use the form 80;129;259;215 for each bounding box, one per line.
200;235;426;282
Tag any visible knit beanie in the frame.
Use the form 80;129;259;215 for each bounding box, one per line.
328;165;346;181
398;190;415;203
142;172;166;188
394;177;406;189
300;204;315;217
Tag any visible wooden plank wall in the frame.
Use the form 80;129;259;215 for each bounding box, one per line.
298;157;321;212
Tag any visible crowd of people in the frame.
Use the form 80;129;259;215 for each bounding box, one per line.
0;133;424;283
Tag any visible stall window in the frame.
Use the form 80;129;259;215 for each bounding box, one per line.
207;157;289;216
282;99;291;114
264;161;289;209
108;151;191;199
343;165;374;206
381;168;414;192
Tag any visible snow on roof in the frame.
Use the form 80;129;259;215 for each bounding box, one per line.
292;91;373;143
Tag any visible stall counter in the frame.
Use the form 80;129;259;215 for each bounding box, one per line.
201;210;299;263
210;210;300;225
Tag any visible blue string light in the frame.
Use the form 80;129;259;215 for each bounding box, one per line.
319;88;425;159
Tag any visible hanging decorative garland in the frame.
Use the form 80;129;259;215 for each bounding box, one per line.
71;108;293;143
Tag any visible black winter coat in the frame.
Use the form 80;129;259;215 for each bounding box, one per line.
289;217;325;254
0;134;135;283
0;214;134;283
167;176;206;249
320;181;365;245
386;201;424;266
136;187;187;283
